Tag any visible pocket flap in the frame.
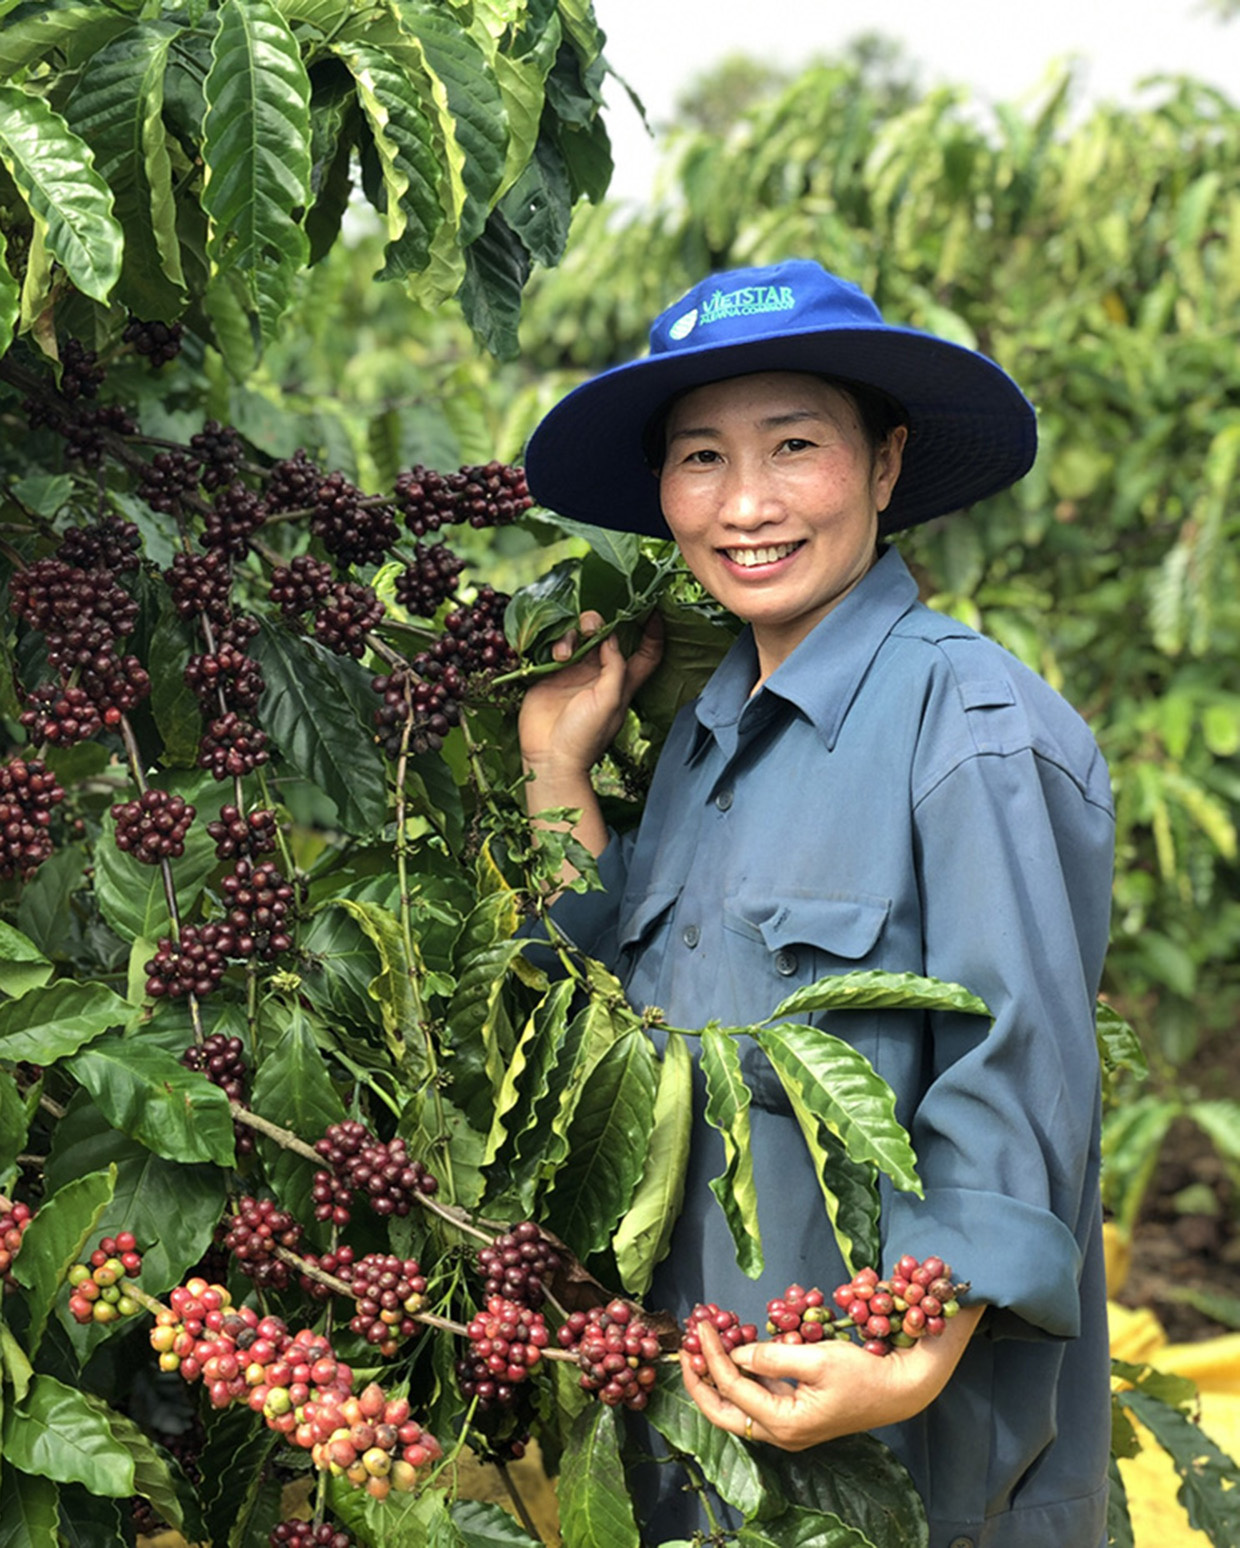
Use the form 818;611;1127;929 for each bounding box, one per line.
617;889;679;950
754;893;890;960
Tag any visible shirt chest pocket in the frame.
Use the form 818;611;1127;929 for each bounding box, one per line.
724;892;893;1109
718;890;892;1035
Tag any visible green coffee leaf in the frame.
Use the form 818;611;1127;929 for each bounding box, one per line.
757;1023;920;1194
544;1028;658;1260
202;0;312;341
65;1036;236;1167
700;1023;763;1279
0;919;52;999
0;1466;58;1548
767;970;989;1024
559;1404;640;1548
0;980;130;1064
11;1166;115;1358
644;1374;776;1521
737;1506;872;1548
614;1029;693;1296
759;1435;928;1548
0;85;122;302
2;1376;135;1496
1117;1389;1240;1544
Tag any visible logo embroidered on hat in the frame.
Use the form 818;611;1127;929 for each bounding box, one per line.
698;284;796;325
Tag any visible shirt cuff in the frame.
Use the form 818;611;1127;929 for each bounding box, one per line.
881;1187;1083;1339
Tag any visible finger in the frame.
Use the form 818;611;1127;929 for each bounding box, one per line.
680;1348;768;1443
551;627;579;663
579;610;605;636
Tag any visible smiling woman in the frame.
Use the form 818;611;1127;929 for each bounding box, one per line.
518;259;1115;1548
657;373;907;681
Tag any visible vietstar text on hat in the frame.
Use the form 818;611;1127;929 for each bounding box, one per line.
524;259;1037;538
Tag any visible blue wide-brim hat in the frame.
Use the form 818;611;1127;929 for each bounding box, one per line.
524;259;1037;537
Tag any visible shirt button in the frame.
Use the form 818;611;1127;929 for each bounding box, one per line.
682;925;700;949
714;787;734;811
774;949;798;976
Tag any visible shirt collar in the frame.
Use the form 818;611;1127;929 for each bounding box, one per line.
690;547;920;758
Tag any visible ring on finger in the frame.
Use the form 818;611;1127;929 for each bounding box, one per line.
744;1415;754;1442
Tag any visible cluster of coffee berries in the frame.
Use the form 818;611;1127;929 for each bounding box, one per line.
305;1380;443;1500
57;516;142;575
191;422;245;492
197;710;270;779
476;1221;561;1311
11;557;139;671
206;803;278;860
262;449;323;512
57;338;107;401
0;757;66;881
269;554;335;618
0;1202;34;1282
221;1197;302;1290
124;316;184;366
164;550;235;628
185;638;265;716
151;1282;276;1407
370;666;461;758
394;462;532;535
270;1523;353;1548
203;482;266;558
394;542;466;616
372;587;516;758
214;859;296;959
558;1300;662;1411
138;447;202;513
309;472;399;568
111;789;196;864
330;1254;428;1355
311;1123;438;1228
179;1033;255;1151
145;923;229;1000
765;1282;834;1344
681;1303;760;1376
19;682;103;746
457;1296;549;1410
313;581;384;657
831;1255;967;1355
68;1233;143;1324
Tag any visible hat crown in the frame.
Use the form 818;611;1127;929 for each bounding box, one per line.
650;260;883;358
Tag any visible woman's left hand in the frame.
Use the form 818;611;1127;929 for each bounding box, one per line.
680;1306;985;1451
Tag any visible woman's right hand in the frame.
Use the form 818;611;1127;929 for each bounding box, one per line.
518;610;664;784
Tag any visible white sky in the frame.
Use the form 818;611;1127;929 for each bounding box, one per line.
595;0;1240;201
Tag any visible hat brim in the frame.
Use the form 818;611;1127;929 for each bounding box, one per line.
524;323;1037;538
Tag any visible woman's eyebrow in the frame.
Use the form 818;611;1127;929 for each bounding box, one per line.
666;409;826;445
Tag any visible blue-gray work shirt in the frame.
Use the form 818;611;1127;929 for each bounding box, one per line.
549;548;1115;1548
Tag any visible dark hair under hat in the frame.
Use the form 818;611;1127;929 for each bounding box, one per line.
523;259;1037;538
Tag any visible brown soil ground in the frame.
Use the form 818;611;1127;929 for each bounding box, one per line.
1113;1017;1240;1341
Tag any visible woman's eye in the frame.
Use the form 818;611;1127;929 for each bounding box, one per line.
684;447;721;464
780;437;814;453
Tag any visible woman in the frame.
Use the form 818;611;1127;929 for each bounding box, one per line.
519;260;1114;1548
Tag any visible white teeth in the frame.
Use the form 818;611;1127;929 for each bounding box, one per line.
725;543;800;567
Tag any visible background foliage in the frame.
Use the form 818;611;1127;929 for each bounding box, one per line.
1;7;1240;1547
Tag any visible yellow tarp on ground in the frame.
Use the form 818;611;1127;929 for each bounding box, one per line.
1110;1299;1240;1545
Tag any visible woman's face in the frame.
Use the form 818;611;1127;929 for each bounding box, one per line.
658;372;906;678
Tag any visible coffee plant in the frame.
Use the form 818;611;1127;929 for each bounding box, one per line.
0;311;999;1548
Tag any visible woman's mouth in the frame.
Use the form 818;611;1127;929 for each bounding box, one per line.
721;542;803;568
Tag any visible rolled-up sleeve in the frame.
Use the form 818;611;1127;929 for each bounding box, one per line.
880;735;1114;1338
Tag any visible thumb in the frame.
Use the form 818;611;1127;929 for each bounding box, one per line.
624;609;664;692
